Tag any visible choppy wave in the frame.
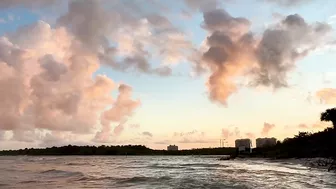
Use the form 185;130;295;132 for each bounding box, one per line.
19;180;40;184
146;162;229;170
0;156;335;189
40;169;84;178
65;162;90;166
75;175;172;184
75;176;117;181
117;176;172;184
180;163;220;167
147;164;182;169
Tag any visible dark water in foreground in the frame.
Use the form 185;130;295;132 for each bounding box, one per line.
0;156;335;189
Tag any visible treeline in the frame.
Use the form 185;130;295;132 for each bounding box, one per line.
1;107;334;157
0;129;334;157
252;128;336;159
0;145;236;156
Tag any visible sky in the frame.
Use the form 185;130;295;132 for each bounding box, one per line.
0;0;335;150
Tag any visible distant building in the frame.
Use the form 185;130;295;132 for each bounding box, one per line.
256;137;277;148
167;145;178;151
235;139;252;153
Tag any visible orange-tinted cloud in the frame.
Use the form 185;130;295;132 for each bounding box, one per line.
261;122;275;136
94;85;140;142
195;9;332;105
316;88;336;104
0;18;141;144
198;9;255;105
58;0;193;76
298;123;309;129
169;130;210;144
312;122;331;129
245;132;256;139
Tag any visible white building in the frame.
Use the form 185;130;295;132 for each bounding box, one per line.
167;145;178;151
256;137;277;148
235;139;252;153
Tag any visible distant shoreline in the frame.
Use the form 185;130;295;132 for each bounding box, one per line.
1;128;335;162
0;145;237;156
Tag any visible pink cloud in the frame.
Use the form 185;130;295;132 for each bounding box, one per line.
316;88;336;104
261;122;275;136
245;132;256;139
298;123;309;129
113;123;124;136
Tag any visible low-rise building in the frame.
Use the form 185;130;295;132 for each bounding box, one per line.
235;139;252;153
167;145;178;151
256;137;277;148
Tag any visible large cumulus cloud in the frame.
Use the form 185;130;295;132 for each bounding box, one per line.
0;0;199;146
0;20;138;143
0;1;334;148
195;9;333;105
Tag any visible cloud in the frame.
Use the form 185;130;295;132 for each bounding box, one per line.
0;1;335;148
58;0;193;76
177;138;213;144
222;127;241;139
102;84;140;123
196;9;255;105
0;12;141;145
221;128;230;138
39;131;90;147
322;73;332;84
328;15;336;25
287;122;331;130
316;88;336;104
129;124;140;129
142;131;153;137
173;130;198;137
154;140;171;145
221;127;242;146
11;129;43;143
0;0;196;146
94;85;140;142
184;0;221;12
0;131;7;140
2;1;333;109
194;9;332;105
245;132;256;139
312;122;331;129
252;14;332;88
261;122;275;136
0;0;58;9
171;130;208;144
0;18;6;24
298;123;309;129
261;0;314;7
113;123;125;136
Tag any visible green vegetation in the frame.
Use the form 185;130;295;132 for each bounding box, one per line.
0;108;334;159
252;128;335;159
0;145;236;156
253;107;336;159
320;107;336;129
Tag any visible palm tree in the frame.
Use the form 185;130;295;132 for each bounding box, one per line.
320;108;336;129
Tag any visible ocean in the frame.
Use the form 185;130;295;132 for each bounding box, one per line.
0;156;335;189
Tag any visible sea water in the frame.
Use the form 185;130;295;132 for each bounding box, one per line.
0;156;335;189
